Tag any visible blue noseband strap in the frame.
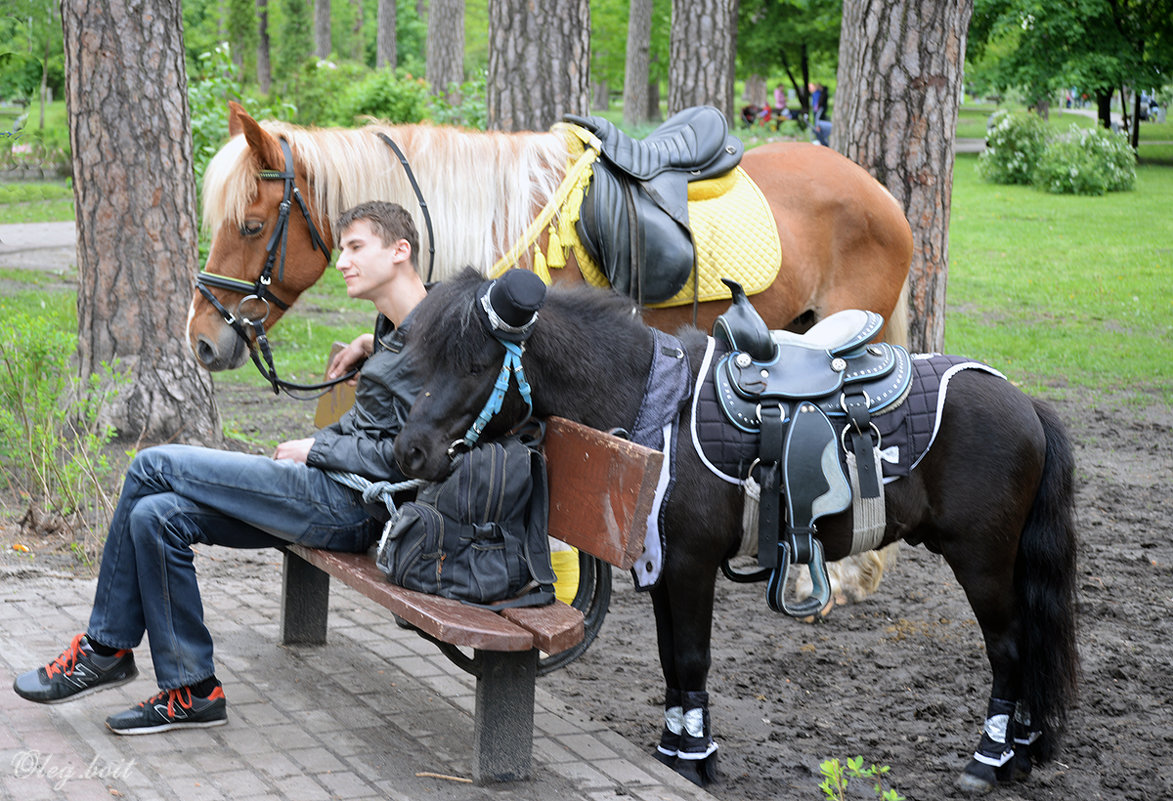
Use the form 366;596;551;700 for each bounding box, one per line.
454;340;533;453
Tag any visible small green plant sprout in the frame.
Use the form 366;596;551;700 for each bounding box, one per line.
819;755;905;801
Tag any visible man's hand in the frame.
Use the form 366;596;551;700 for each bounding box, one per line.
274;438;315;463
327;333;375;384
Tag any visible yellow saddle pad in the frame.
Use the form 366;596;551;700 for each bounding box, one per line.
573;166;781;307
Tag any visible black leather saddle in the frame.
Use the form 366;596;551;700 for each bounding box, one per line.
567;106;744;305
710;281;911;618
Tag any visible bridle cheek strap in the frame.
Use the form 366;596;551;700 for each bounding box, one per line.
452;341;533;455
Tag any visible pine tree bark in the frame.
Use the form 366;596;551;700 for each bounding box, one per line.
426;0;464;98
314;0;331;58
61;0;220;445
667;0;738;122
487;0;590;132
622;0;654;127
376;0;397;68
833;0;972;353
257;0;272;93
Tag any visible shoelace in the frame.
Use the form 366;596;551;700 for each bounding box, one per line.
44;633;86;678
140;687;195;717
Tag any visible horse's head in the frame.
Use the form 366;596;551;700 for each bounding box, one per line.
186;102;333;371
395;268;548;481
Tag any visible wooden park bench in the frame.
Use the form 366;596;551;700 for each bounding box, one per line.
278;353;662;783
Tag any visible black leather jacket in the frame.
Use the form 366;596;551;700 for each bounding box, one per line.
305;312;422;485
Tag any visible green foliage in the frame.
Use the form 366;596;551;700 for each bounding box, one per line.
283;58;370;124
979;110;1136;195
274;0;314;82
325;68;430;126
978;109;1049;184
428;70;488;130
188;43;291;190
819;756;904;801
0;299;129;549
1033;123;1137;195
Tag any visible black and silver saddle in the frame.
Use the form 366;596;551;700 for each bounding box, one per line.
712;280;912;617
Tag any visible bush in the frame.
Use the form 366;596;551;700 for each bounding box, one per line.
326;68;430;126
281;58;369;125
428;71;488;130
0;302;129;555
1033;124;1136;195
977;110;1048;185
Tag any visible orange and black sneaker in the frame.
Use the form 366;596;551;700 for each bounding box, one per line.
13;633;138;704
105;683;227;735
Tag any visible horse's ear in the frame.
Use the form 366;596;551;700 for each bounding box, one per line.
227;101;248;137
230;102;283;172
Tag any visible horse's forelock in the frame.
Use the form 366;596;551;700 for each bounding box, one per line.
410;268;488;370
201;135;257;236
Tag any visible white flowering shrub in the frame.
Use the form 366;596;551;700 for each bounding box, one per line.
1032;124;1137;195
978;110;1049;185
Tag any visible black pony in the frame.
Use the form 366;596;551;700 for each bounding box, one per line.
393;268;1079;794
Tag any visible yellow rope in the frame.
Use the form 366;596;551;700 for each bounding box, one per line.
489;124;601;281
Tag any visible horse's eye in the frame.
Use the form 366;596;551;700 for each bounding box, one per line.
240;220;264;237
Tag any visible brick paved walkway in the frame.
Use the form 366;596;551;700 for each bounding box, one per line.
0;548;715;801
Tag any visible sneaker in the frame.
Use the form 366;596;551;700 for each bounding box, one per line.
13;634;138;704
106;684;227;735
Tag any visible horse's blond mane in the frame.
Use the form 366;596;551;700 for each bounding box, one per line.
201;120;569;281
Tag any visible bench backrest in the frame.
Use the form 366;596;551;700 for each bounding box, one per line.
315;344;660;571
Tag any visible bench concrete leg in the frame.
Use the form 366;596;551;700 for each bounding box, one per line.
281;549;330;646
472;649;537;783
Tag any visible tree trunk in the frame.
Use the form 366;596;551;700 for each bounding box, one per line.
593;79;610;110
351;0;364;62
377;0;396;68
314;0;331;58
61;0;221;445
833;0;972;354
744;73;765;105
257;0;272;93
667;0;738;122
426;0;464;98
622;0;653;127
487;0;590;132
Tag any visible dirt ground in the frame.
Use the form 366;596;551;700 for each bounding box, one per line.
0;224;1169;798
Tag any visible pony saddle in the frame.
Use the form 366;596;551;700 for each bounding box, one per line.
712;281;912;617
566;106;744;305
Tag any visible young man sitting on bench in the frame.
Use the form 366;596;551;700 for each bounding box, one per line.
13;201;428;734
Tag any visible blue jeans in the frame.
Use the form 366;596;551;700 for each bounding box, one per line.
86;445;378;690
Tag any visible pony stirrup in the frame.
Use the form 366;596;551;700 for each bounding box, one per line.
766;532;831;617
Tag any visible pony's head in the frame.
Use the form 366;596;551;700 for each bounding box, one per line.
394;268;544;480
395;268;653;481
186;102;334;371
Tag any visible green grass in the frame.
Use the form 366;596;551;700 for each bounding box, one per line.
946;153;1173;403
0;180;75;223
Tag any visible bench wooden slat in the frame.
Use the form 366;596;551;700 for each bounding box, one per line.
500;602;584;655
287;545;535;651
544;417;662;571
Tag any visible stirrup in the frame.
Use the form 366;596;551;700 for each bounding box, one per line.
766;533;832;617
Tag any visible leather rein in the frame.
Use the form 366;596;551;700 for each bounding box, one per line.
196;134;436;397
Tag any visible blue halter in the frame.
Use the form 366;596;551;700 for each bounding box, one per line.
450;339;534;456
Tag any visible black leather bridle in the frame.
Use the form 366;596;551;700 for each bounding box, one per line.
196;137;348;396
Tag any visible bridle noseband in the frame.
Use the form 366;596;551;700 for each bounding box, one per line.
196;137;344;396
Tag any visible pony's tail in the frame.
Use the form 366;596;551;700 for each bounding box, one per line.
882;276;910;348
1016;399;1080;762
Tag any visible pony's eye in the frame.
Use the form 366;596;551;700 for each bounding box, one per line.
240;220;264;237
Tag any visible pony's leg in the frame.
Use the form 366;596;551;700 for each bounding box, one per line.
649;583;684;768
655;570;720;786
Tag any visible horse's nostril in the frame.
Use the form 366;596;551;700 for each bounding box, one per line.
196;337;217;366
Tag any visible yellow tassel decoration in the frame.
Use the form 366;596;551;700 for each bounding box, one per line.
546;230;566;268
533;249;551;284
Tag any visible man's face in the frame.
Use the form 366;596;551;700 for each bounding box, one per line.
335;219;399;301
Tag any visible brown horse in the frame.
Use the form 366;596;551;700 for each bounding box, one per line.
186;102;913;605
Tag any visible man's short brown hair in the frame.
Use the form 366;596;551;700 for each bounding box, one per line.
337;201;420;268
